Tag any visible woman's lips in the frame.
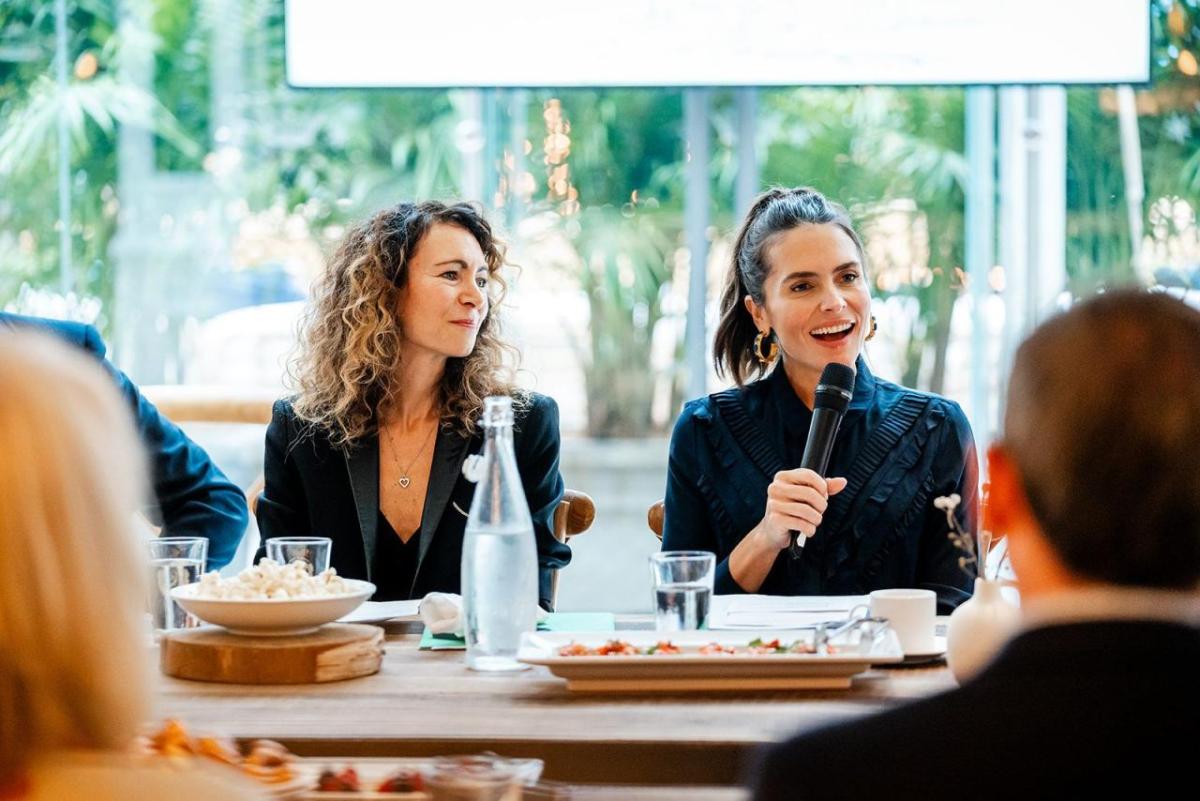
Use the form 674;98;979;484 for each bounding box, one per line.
451;320;478;329
810;320;857;344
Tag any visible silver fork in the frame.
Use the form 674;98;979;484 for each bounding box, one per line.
814;616;889;653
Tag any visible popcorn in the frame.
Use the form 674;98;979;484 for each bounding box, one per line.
194;558;352;600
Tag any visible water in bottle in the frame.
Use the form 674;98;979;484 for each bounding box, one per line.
462;396;539;671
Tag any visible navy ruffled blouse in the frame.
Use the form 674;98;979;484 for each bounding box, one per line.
663;359;979;613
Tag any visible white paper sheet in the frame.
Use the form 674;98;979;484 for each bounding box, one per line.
338;599;422;624
709;594;868;630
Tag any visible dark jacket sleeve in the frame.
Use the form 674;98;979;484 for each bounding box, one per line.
662;401;744;594
516;394;571;609
916;399;980;612
58;321;248;568
255;399;313;543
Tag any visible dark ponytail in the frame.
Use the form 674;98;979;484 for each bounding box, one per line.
712;186;867;387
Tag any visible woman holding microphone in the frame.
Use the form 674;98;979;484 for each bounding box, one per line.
663;187;978;612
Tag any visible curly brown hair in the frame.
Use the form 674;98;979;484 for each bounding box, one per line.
290;201;520;446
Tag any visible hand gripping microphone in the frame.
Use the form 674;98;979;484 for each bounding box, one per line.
789;362;856;558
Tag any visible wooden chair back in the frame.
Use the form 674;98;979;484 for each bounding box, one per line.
648;499;664;541
550;489;596;607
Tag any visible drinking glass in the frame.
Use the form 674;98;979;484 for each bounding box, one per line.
426;756;520;801
147;537;207;632
265;536;331;574
649;551;715;631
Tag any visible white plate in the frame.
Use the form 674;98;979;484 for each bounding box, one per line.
517;629;903;693
171;580;376;636
291;756;543;800
339;599;423;625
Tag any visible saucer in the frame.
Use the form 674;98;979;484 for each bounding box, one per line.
901;634;947;664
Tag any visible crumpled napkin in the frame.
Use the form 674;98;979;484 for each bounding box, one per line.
419;591;549;638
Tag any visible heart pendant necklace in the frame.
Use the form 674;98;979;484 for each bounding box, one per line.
384;418;437;490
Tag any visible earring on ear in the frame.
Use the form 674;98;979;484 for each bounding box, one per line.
753;330;779;365
865;315;878;342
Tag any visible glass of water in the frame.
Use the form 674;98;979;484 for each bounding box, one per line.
147;537;208;632
649;551;715;631
265;536;331;574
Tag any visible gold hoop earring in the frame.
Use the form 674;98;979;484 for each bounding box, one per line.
753;330;779;365
865;315;878;342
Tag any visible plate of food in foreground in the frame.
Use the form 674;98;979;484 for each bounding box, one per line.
135;718;309;798
296;755;543;800
517;628;904;693
171;559;375;636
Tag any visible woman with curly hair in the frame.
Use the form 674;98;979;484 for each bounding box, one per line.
256;201;569;608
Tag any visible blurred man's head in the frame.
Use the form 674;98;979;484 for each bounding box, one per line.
988;290;1200;597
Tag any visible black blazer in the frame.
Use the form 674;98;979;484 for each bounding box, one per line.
256;393;571;609
0;312;248;568
751;619;1200;800
665;359;978;612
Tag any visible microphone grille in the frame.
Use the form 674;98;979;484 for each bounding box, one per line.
814;362;856;412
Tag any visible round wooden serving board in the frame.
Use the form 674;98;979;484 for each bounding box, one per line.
161;623;384;684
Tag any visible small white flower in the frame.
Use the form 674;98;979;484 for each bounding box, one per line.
461;453;486;482
933;493;961;511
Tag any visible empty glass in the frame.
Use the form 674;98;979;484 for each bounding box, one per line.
265;536;331;574
649;551;715;631
147;537;207;632
426;755;521;801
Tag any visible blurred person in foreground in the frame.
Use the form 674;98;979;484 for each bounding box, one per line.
0;313;248;568
256;201;569;607
0;333;263;800
664;187;978;612
752;290;1200;800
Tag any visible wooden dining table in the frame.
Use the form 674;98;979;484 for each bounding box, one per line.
155;617;955;787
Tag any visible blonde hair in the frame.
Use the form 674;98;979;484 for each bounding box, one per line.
0;333;150;783
290;201;521;446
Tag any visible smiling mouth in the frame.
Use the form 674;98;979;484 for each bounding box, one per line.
451;320;478;329
810;320;856;343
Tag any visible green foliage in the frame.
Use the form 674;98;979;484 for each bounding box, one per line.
532;89;685;209
150;0;208;171
759;87;967;391
0;0;197;316
557;205;678;437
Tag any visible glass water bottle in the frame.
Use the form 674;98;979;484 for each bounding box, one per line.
461;396;538;671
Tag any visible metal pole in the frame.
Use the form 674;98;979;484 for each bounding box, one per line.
506;89;529;236
683;88;711;400
459;90;484;203
1031;87;1067;319
735;87;759;217
1116;85;1145;275
964;87;995;447
482;88;500;208
56;0;73;296
997;87;1028;380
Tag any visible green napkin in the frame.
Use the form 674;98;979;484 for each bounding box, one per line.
418;612;616;650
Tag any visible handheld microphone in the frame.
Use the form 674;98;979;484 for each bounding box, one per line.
789;362;856;558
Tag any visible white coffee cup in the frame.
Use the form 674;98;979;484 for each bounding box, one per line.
868;588;936;655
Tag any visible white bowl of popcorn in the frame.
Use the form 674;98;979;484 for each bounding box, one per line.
170;559;375;636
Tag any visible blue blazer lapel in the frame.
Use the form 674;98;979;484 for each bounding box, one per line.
414;427;472;582
343;436;380;581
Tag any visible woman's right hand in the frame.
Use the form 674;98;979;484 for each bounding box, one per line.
756;468;848;551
